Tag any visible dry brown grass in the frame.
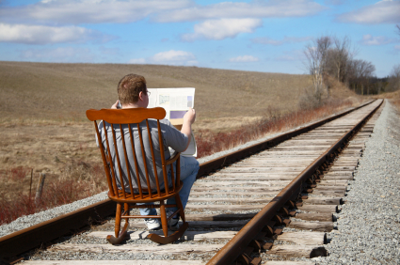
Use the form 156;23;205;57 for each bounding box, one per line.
384;90;400;110
370;85;400;110
0;162;107;224
326;76;362;102
0;61;367;224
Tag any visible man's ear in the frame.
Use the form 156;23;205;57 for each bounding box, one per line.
138;91;144;102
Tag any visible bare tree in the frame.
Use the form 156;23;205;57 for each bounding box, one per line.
326;36;355;83
304;36;332;102
364;62;375;95
346;59;359;91
349;59;375;95
387;64;400;92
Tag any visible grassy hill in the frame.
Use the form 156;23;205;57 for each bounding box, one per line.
0;61;315;131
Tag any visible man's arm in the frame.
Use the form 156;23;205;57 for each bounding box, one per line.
180;107;196;151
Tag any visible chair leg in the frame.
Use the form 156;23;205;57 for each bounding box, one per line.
175;194;186;223
124;202;130;226
106;202;129;245
159;201;168;237
114;202;122;238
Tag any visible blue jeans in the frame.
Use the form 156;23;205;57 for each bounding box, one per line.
139;156;199;217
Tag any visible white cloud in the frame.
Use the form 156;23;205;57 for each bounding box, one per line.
0;0;326;25
229;55;259;62
0;23;111;44
252;36;313;45
0;0;192;24
20;47;95;62
129;50;198;66
156;0;326;22
337;0;400;24
361;34;398;45
152;50;197;65
395;45;400;51
182;18;262;41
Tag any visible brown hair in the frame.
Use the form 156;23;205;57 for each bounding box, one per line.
117;74;147;105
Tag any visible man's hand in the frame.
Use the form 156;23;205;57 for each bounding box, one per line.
183;107;196;125
111;100;120;109
180;108;196;150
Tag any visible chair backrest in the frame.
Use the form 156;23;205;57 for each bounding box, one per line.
86;107;181;200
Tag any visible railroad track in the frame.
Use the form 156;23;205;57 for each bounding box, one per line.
0;99;383;265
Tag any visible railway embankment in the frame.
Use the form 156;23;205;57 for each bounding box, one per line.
315;101;400;265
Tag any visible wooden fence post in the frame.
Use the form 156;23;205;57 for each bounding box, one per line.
35;173;46;205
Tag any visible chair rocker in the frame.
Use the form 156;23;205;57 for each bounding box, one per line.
86;107;188;244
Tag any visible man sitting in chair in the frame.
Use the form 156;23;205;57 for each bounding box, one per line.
106;73;199;230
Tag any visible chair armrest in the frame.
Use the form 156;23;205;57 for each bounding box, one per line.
165;151;180;166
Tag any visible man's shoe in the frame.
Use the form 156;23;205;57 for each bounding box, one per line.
144;219;161;230
167;211;179;229
168;218;179;230
168;217;179;227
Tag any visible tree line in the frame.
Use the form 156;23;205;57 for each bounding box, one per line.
303;33;400;102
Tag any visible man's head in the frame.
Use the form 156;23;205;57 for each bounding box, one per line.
117;74;148;106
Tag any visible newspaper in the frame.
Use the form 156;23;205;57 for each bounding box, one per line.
148;88;197;157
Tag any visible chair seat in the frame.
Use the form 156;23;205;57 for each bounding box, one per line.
108;184;183;203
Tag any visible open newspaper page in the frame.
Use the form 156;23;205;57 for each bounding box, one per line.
148;88;197;157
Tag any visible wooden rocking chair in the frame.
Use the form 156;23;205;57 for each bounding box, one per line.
86;107;188;244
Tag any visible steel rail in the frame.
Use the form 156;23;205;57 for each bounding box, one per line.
207;99;383;265
0;100;375;263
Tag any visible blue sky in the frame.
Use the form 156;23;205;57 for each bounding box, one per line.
0;0;399;77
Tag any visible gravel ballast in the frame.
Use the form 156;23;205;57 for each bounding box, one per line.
0;192;108;238
314;101;400;265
